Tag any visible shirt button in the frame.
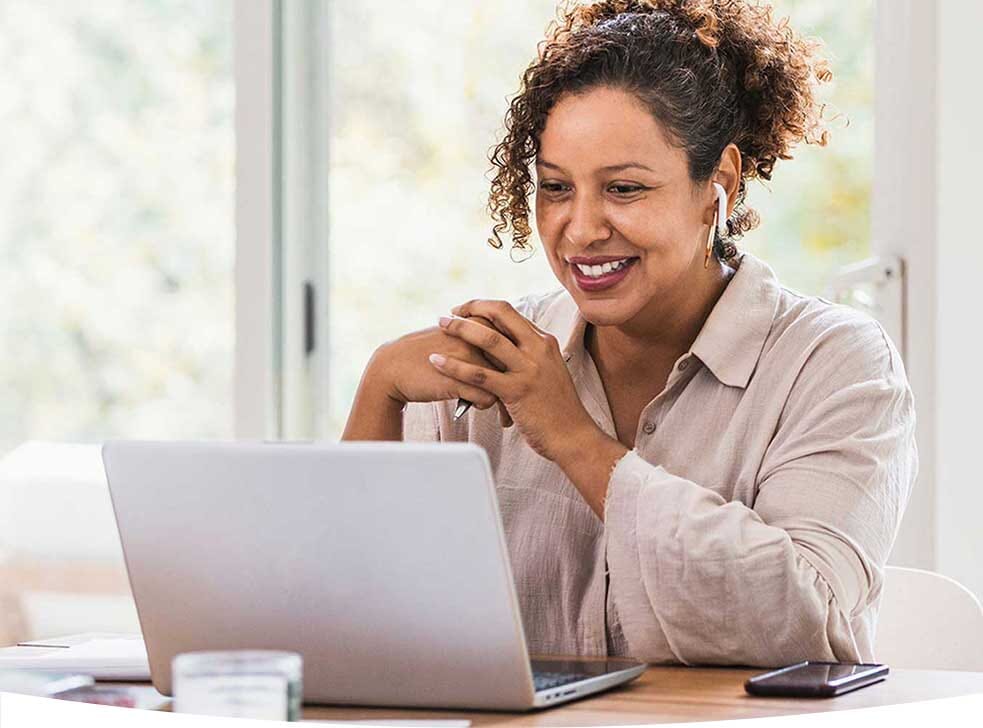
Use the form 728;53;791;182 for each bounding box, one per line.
678;359;690;371
642;422;656;435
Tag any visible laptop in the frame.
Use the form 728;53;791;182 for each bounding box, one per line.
102;440;646;710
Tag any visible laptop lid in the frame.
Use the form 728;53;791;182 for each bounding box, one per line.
103;440;538;709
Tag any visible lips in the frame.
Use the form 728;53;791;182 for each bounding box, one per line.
567;255;636;265
568;256;639;292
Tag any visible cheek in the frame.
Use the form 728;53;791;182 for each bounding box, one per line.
534;202;563;254
542;243;567;279
606;207;664;252
534;196;554;233
608;200;692;253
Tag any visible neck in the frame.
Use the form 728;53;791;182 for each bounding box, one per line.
588;258;735;373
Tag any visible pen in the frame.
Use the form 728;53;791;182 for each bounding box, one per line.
452;313;475;420
453;398;472;420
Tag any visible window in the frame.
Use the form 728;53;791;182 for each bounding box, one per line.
0;0;233;642
744;0;874;294
0;1;234;451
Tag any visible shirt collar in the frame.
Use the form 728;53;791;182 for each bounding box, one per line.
554;251;780;389
689;252;781;388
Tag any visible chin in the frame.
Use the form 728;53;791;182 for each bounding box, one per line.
570;295;640;328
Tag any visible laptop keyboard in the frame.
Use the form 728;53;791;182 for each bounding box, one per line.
533;671;584;691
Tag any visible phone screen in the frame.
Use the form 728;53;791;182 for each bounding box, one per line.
753;662;882;689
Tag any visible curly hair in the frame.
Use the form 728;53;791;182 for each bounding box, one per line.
487;0;832;264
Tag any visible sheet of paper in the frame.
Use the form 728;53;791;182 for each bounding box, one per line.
18;632;142;648
0;638;150;680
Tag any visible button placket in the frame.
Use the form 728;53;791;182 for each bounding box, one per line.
663;355;693;391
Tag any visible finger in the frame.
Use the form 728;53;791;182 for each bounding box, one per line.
449;300;540;351
448;382;497;410
469;396;497;411
428;353;510;400
497;401;513;428
438;315;525;371
465;315;509;370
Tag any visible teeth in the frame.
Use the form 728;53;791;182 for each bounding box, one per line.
574;258;632;278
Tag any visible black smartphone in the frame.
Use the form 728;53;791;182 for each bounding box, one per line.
744;661;889;698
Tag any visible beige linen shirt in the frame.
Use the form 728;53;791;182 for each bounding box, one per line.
403;251;917;667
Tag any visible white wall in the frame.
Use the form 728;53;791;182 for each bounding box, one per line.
876;0;983;599
935;0;983;600
874;0;937;573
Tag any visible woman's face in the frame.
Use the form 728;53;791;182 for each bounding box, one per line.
535;85;711;328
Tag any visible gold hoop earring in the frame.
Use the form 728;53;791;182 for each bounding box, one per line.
704;208;718;269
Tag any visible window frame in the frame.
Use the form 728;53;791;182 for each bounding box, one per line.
871;0;937;572
234;0;279;439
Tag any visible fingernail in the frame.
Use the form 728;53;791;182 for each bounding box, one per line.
438;315;453;328
429;353;446;366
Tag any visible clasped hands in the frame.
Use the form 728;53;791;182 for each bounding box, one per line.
429;301;628;511
370;298;629;516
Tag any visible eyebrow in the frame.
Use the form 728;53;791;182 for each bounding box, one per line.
536;159;657;174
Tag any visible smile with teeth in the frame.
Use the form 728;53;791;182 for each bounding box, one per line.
574;258;634;278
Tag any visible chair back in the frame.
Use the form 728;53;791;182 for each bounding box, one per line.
875;566;983;671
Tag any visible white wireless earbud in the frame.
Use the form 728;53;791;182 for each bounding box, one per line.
712;182;728;237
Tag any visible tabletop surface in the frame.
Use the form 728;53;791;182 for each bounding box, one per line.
293;665;983;725
3;635;982;725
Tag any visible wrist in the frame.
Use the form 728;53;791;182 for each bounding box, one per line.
363;344;406;407
554;420;628;520
554;418;625;473
342;354;405;442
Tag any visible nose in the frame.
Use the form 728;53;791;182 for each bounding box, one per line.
563;192;611;249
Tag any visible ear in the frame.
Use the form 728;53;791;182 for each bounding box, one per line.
713;143;742;219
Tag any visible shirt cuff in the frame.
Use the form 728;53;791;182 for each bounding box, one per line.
603;449;672;660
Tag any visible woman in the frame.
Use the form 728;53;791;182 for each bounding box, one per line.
343;0;916;667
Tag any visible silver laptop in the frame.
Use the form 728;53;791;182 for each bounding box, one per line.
102;440;646;710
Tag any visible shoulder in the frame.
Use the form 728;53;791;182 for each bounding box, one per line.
763;283;908;395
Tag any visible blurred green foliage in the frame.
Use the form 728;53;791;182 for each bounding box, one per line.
745;0;874;294
0;1;234;453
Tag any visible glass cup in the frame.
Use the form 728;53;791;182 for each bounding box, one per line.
172;650;302;721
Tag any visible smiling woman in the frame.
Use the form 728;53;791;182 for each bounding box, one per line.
531;86;740;340
342;0;915;668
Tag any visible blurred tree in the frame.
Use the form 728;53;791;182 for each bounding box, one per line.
0;1;234;453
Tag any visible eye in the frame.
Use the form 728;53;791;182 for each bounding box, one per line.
538;181;569;194
609;184;646;195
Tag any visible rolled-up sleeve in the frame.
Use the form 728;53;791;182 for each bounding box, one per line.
403;399;475;445
403;401;440;442
604;322;918;666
